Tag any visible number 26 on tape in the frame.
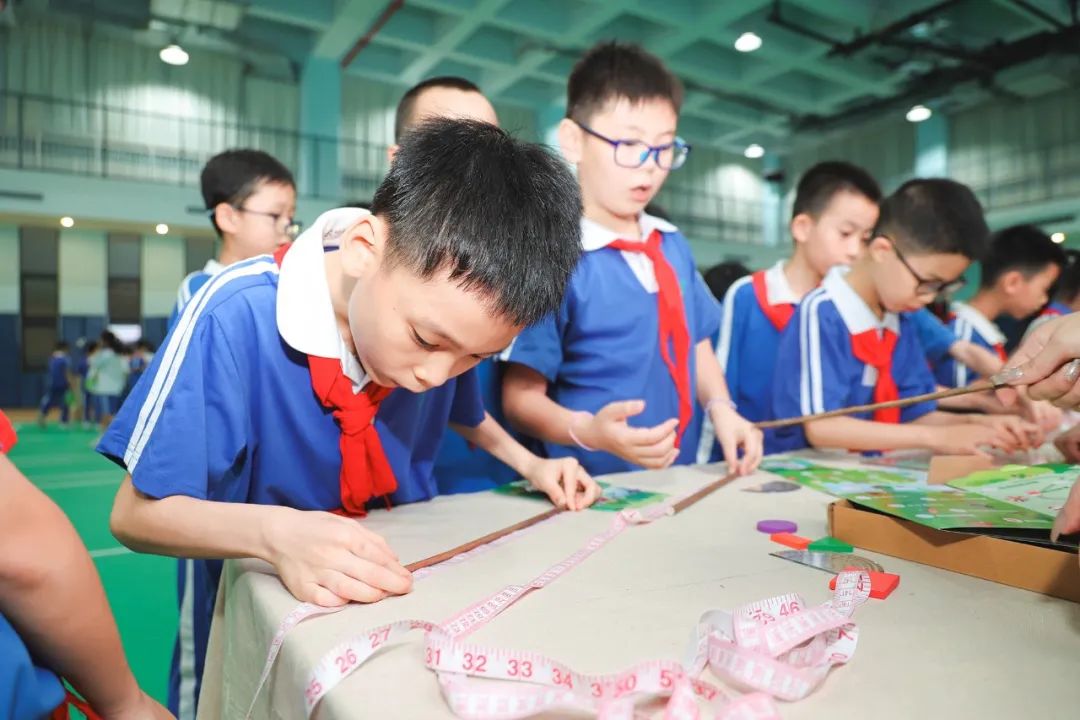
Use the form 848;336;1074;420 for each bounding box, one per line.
462;652;488;673
335;649;358;675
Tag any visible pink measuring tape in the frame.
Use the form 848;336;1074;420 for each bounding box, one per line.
247;500;871;719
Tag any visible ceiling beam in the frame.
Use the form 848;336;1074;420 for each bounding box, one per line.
312;0;398;60
398;0;512;86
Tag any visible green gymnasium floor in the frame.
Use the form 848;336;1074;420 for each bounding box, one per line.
7;420;176;705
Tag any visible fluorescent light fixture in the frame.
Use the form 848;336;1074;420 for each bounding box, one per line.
734;32;762;53
159;43;189;66
1051;232;1066;244
156;223;169;235
906;104;932;122
60;216;74;228
744;143;765;159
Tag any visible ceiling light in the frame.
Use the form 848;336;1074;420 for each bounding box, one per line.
1051;232;1066;244
744;144;765;159
60;216;74;228
906;104;932;122
159;43;189;66
734;32;762;53
156;223;169;235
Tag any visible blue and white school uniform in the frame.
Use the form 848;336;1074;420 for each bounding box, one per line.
932;302;1007;388
168;259;224;330
772;268;939;451
97;208;485;718
906;307;956;364
697;260;799;462
502;213;720;477
0;612;65;720
1025;300;1071;339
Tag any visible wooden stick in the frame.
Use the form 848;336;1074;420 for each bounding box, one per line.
671;472;740;514
754;380;996;430
406;507;562;572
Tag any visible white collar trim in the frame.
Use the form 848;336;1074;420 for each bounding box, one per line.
764;259;800;306
951;301;1006;345
276;207;371;388
822;267;900;335
579;211;678;252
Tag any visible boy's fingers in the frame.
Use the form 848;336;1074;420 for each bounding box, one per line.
627;418;679;446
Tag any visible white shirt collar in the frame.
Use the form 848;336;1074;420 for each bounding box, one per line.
203;258;225;276
822;267;900;335
276;207;370;388
579;211;678;251
764;260;800;306
951;301;1006;345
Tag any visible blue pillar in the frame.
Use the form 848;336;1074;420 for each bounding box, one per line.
762;153;784;247
914;111;948;178
299;57;341;199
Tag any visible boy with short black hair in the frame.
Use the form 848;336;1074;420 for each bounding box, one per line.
935;224;1066;388
772;178;1040;454
102;119;598;717
388;76;497;163
501;41;763;476
169;149;297;327
697;162;880;461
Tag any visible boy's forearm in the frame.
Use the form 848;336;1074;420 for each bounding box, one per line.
0;458;141;715
501;365;581;447
913;410;978;426
451;414;536;476
694;339;734;406
110;475;284;562
950;340;1004;379
805;416;932;451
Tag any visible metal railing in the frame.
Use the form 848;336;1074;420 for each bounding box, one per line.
949;140;1080;212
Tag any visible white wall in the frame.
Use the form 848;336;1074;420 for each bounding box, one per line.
141;233;185;317
0;224;18;313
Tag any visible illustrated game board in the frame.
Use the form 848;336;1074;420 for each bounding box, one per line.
947;464;1078;519
492;479;668;511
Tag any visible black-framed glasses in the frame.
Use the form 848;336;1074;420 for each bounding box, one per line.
574;120;690;170
209;207;302;239
882;235;966;296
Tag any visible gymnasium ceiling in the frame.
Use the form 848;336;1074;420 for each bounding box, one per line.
8;0;1080;152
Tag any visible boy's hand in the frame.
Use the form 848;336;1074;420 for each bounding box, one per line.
264;508;412;607
1021;398;1064;432
710;404;764;476
521;456;600;511
929;425;1005;457
573;400;680;469
969;414;1044;452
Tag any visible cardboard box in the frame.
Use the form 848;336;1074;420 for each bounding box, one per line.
828;500;1080;603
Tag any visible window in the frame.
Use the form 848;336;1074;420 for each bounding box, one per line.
19;227;59;372
108;232;141;324
184;236;216;275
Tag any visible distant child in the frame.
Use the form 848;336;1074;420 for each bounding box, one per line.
388;76;497;164
76;339;99;428
772;179;1040;455
169;149;298;327
698;162;880;461
101;120;598;717
501;41;762;476
1027;249;1080;336
702;261;750;303
87;331;128;431
37;340;72;427
934;224;1065;388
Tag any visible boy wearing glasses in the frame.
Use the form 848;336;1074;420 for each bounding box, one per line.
697;162;881;461
168;149;298;327
501;41;763;476
772;179;1038;455
933;225;1065;388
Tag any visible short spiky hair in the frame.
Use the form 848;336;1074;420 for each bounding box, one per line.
394;76;484;141
874;178;989;260
566;41;683;123
792;161;881;219
372;118;582;327
979;224;1067;288
201;149;294;237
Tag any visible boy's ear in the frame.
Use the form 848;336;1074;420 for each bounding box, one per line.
213;202;240;236
557;118;584;164
866;235;893;262
790;213;814;245
999;269;1026;295
339;214;386;279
